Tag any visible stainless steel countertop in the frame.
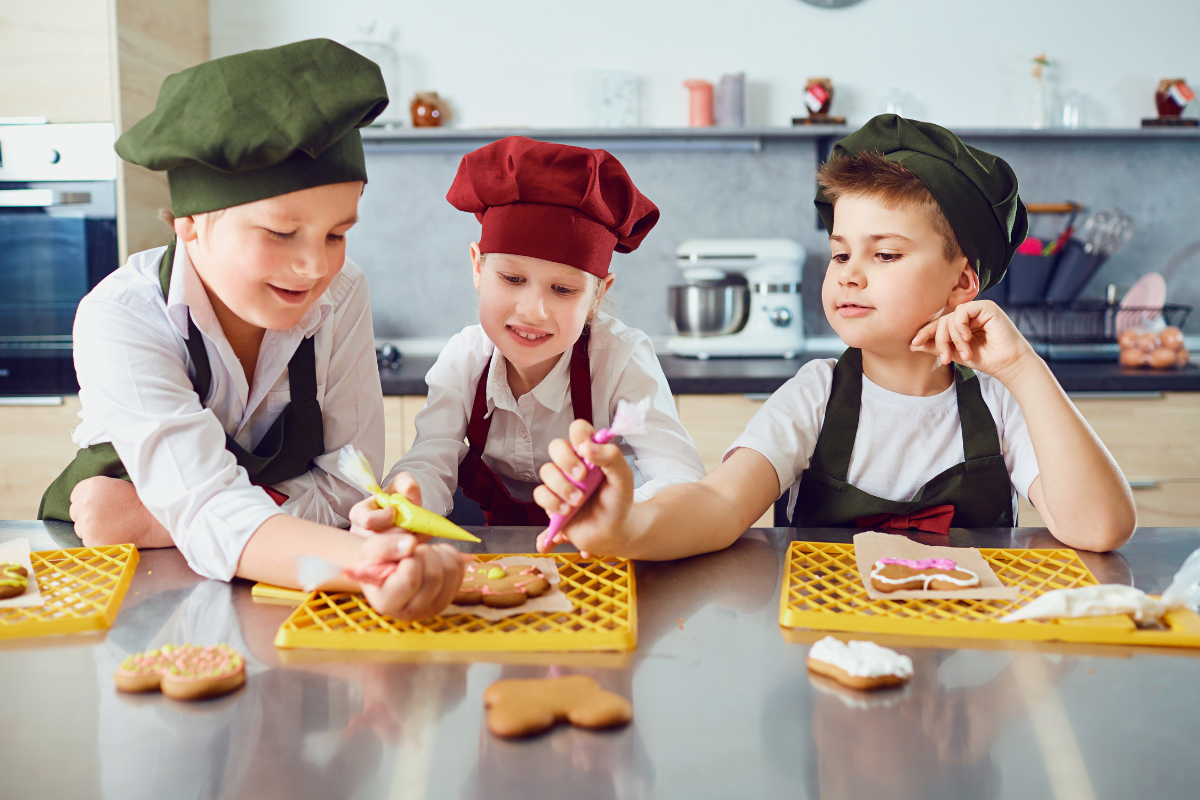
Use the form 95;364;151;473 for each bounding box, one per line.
2;521;1198;800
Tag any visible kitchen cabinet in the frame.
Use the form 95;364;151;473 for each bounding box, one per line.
0;0;210;259
0;398;84;520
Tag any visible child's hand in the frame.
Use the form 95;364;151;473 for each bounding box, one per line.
71;476;175;549
910;300;1037;383
533;419;636;557
348;471;429;540
357;534;467;622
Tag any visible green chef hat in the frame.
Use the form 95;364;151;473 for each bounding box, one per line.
815;114;1028;292
115;38;389;217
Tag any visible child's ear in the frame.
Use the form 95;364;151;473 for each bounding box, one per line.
173;215;199;243
947;258;980;306
469;242;484;292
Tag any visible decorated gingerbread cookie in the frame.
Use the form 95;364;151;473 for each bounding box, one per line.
869;557;980;593
806;636;913;691
454;562;550;608
0;563;29;599
484;675;633;738
114;643;245;701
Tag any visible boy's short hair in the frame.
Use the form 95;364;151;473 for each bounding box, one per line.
816;151;965;263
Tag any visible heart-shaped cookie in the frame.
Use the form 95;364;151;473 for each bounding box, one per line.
114;643;245;701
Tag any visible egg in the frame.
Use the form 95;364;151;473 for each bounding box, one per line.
1118;329;1141;350
1177;349;1190;367
1137;332;1160;352
1120;347;1148;368
1148;347;1178;369
1161;327;1185;351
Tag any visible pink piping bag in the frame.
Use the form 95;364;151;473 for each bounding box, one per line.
537;397;651;552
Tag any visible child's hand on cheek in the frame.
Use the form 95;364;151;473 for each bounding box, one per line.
533;419;636;558
910;300;1038;384
348;472;430;542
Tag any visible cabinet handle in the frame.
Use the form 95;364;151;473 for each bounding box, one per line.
1127;479;1159;490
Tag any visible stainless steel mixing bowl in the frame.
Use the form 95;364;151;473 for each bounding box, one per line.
668;280;749;337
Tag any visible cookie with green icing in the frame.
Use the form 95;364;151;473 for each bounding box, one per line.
454;563;550;608
0;563;28;599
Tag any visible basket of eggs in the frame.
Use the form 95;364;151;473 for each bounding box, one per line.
1118;326;1190;369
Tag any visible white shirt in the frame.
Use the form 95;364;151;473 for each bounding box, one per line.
726;358;1040;521
386;311;706;515
72;244;384;580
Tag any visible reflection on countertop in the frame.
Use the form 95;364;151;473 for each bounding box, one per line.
2;521;1199;800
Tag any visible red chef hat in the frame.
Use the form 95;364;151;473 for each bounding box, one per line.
446;137;660;277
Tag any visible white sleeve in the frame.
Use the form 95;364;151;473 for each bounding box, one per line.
272;275;385;527
723;359;834;498
72;296;282;581
980;375;1041;500
382;333;477;516
606;339;706;502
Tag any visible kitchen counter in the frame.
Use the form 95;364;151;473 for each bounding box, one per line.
2;520;1198;800
380;352;1200;395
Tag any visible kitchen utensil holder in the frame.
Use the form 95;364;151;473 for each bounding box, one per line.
1005;253;1060;304
1044;238;1107;304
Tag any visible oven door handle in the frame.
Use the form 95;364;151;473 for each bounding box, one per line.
0;189;91;207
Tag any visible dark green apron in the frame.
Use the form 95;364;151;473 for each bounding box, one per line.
38;239;325;521
789;348;1014;529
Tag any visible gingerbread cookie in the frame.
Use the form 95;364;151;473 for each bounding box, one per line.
0;563;29;599
806;636;913;691
484;675;633;738
114;643;245;701
454;562;550;608
869;557;980;593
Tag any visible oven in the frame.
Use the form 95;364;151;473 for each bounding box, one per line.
0;122;118;396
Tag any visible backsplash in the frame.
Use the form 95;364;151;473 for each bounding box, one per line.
349;132;1200;339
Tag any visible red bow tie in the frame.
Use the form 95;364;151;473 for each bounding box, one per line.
856;504;955;535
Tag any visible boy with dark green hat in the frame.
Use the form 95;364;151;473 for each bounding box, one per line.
39;39;465;620
533;114;1136;557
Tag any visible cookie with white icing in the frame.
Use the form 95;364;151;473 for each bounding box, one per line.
454;563;550;608
806;636;913;691
869;557;980;593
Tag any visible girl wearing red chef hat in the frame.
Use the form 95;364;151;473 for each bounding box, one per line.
350;137;705;530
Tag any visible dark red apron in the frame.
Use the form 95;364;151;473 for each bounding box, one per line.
458;328;593;526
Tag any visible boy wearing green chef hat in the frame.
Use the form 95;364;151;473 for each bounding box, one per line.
38;39;465;620
534;114;1136;556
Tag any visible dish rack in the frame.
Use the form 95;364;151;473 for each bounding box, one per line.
1005;302;1191;360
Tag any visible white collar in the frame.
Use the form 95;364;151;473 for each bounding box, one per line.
484;340;576;416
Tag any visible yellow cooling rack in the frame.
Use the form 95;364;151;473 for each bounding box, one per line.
779;541;1200;648
274;553;636;653
0;544;139;640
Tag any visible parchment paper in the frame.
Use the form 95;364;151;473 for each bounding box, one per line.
0;538;46;609
443;556;574;620
854;531;1020;601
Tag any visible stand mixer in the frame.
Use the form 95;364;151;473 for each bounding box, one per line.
667;238;805;358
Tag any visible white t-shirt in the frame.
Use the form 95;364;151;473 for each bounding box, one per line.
387;311;706;515
725;358;1040;521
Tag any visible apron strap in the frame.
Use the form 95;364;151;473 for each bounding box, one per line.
953;364;1004;461
807;348;863;481
569;326;593;425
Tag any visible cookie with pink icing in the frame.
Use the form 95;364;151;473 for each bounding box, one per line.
869;557;980;592
114;643;245;701
454;563;550;608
